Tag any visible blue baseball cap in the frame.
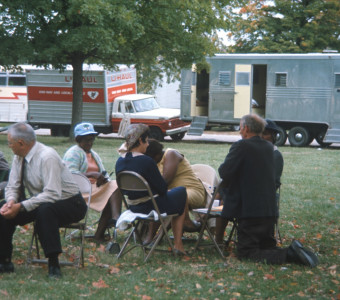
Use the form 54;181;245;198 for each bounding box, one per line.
74;122;98;137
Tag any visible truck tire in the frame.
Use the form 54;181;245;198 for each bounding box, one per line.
288;126;310;147
170;132;185;141
149;126;164;141
51;126;69;137
274;126;287;146
315;131;332;147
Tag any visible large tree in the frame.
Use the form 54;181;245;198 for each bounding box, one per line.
225;0;340;53
0;0;230;133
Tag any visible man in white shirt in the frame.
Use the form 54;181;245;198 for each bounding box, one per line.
0;123;87;278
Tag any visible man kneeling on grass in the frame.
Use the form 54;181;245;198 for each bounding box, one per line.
0;123;87;278
216;114;319;267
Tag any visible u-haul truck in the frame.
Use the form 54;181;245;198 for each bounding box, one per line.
0;67;27;123
25;65;188;140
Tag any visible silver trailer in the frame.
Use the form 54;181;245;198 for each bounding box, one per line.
181;53;340;146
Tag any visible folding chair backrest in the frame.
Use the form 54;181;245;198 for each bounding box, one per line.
192;164;219;189
192;164;219;207
116;171;161;216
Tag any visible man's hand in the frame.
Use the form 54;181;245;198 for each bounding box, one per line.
0;200;21;219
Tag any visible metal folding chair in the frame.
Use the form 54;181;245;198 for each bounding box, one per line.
27;173;92;268
116;171;178;262
193;179;226;258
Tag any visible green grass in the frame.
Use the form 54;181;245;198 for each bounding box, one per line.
0;134;339;299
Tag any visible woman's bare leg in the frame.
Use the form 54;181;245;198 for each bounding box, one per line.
94;189;123;240
171;201;189;252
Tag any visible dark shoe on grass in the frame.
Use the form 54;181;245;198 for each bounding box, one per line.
0;262;14;273
289;240;319;267
48;265;62;279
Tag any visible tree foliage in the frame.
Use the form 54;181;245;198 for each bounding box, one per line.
225;0;340;53
0;0;230;131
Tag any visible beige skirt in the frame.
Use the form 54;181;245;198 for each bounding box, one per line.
82;180;118;212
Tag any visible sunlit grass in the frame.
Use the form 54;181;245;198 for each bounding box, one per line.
0;134;339;299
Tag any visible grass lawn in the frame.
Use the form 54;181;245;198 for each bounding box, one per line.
0;134;339;299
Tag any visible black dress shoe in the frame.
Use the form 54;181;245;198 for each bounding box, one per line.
48;265;62;278
0;262;14;273
289;240;319;268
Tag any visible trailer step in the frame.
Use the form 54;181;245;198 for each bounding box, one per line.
324;124;340;143
187;116;208;136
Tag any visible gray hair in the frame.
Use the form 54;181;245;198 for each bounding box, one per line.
241;114;266;135
8;122;36;143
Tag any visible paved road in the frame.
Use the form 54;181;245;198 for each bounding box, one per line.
5;128;337;148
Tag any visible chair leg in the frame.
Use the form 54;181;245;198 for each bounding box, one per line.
117;221;140;259
144;218;173;262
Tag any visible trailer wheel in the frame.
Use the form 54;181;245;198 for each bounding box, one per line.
170;132;185;141
51;126;69;137
274;126;287;146
315;131;332;147
149;126;164;141
288;126;310;147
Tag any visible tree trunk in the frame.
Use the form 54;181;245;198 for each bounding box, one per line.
70;56;84;138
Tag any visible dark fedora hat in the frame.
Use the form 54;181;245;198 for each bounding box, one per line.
265;119;280;133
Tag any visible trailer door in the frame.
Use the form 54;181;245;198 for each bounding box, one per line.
234;64;251;118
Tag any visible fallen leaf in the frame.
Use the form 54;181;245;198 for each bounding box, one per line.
109;266;120;274
92;278;109;288
316;233;322;239
264;274;275;280
142;295;152;300
88;255;96;263
97;244;106;253
196;283;202;289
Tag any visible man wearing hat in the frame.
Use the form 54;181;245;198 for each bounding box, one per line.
262;119;284;194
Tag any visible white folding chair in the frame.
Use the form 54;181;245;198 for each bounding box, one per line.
27;173;92;268
116;171;178;262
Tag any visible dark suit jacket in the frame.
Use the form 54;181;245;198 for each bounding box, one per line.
218;136;277;219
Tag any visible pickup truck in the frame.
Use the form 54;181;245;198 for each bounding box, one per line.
113;94;189;141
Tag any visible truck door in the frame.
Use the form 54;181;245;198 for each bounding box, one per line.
180;69;194;121
234;64;252;118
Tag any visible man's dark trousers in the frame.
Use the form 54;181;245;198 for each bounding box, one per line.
0;193;86;260
236;217;288;264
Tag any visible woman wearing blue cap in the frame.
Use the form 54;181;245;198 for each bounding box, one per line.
63;122;122;242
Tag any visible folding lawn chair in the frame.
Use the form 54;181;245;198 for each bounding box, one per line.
192;179;226;258
27;173;92;268
116;171;178;262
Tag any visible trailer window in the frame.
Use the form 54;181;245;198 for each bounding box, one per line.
236;72;250;86
219;71;231;86
335;74;340;87
275;73;287;87
0;76;6;86
8;76;26;86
